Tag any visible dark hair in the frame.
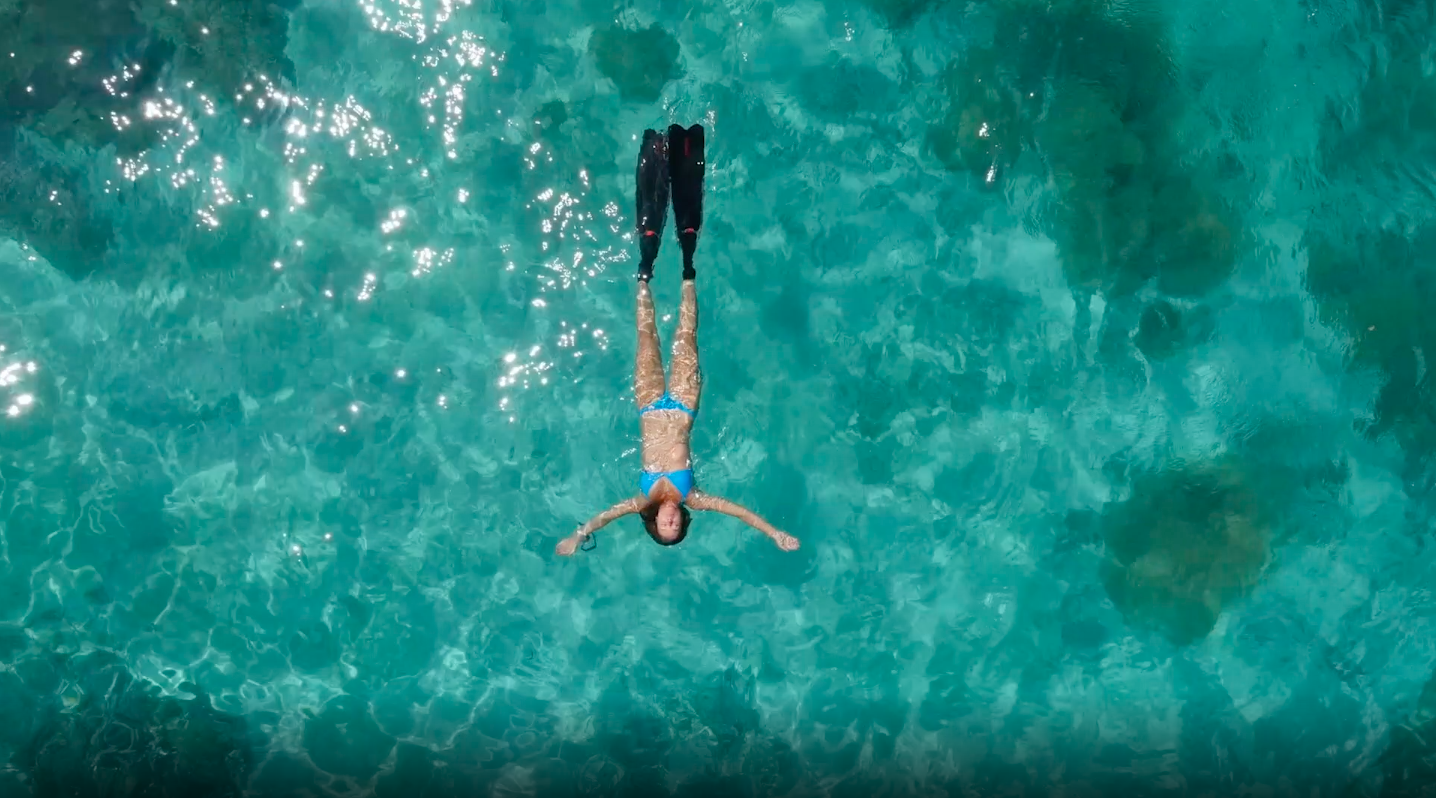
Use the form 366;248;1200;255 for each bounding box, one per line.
639;501;691;546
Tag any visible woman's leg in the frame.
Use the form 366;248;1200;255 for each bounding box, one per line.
668;279;702;412
635;281;667;408
633;129;669;408
665;124;705;411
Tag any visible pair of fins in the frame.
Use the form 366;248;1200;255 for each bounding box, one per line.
635;124;705;280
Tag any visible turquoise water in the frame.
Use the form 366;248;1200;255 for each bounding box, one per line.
2;0;1436;795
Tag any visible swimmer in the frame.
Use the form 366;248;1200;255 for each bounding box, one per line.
557;125;801;556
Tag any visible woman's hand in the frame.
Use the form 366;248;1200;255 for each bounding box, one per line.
556;533;584;556
561;498;643;557
771;531;800;551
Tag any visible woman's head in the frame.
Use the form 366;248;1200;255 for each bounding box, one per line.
640;500;690;545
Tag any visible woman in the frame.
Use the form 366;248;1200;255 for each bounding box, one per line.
556;124;801;556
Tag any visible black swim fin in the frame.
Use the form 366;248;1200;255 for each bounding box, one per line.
635;128;669;281
667;123;705;279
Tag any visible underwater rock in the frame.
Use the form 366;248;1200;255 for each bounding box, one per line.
927;47;1028;186
1322;24;1436;174
534;99;568;131
135;0;295;90
303;695;397;780
0;0;163;154
1372;668;1436;797
1135;300;1184;360
0;672;40;750
0;144;116;281
865;0;940;27
917;672;970;731
1304;226;1436;373
0;625;28;663
1039;78;1147;181
1099;461;1270;646
375;742;438;798
1037;78;1148;288
987;0;1179;130
249;751;323;797
797;56;897;121
14;652;254;796
589;24;681;102
1146;172;1239;297
944;0;1243;297
1304;224;1436;465
287;619;341;673
354;593;439;681
1037;78;1239;296
2;504;54;568
313;423;367;473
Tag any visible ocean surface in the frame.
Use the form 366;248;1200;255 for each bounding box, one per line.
1;0;1435;795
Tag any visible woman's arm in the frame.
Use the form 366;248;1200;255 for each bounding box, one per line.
556;496;646;556
686;490;800;551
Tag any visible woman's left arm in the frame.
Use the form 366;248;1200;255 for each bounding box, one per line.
557;496;646;556
687;490;800;551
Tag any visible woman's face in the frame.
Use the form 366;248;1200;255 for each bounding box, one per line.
656;501;684;541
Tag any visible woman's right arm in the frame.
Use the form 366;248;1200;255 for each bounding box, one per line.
686;490;800;551
556;496;646;556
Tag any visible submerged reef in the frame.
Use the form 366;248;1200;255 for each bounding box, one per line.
0;133;117;280
864;0;943;27
1320;0;1436;174
1030;1;1242;297
1099;460;1271;646
1305;0;1436;489
1134;300;1189;360
590;23;682;102
925;46;1028;186
1305;225;1436;375
1304;224;1436;465
2;0;295;149
133;0;296;91
1374;667;1436;798
0;0;296;280
0;0;163;154
1;650;256;797
0;634;819;797
929;0;1243;297
1331;52;1436;166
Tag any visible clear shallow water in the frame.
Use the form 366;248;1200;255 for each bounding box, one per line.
1;0;1435;795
